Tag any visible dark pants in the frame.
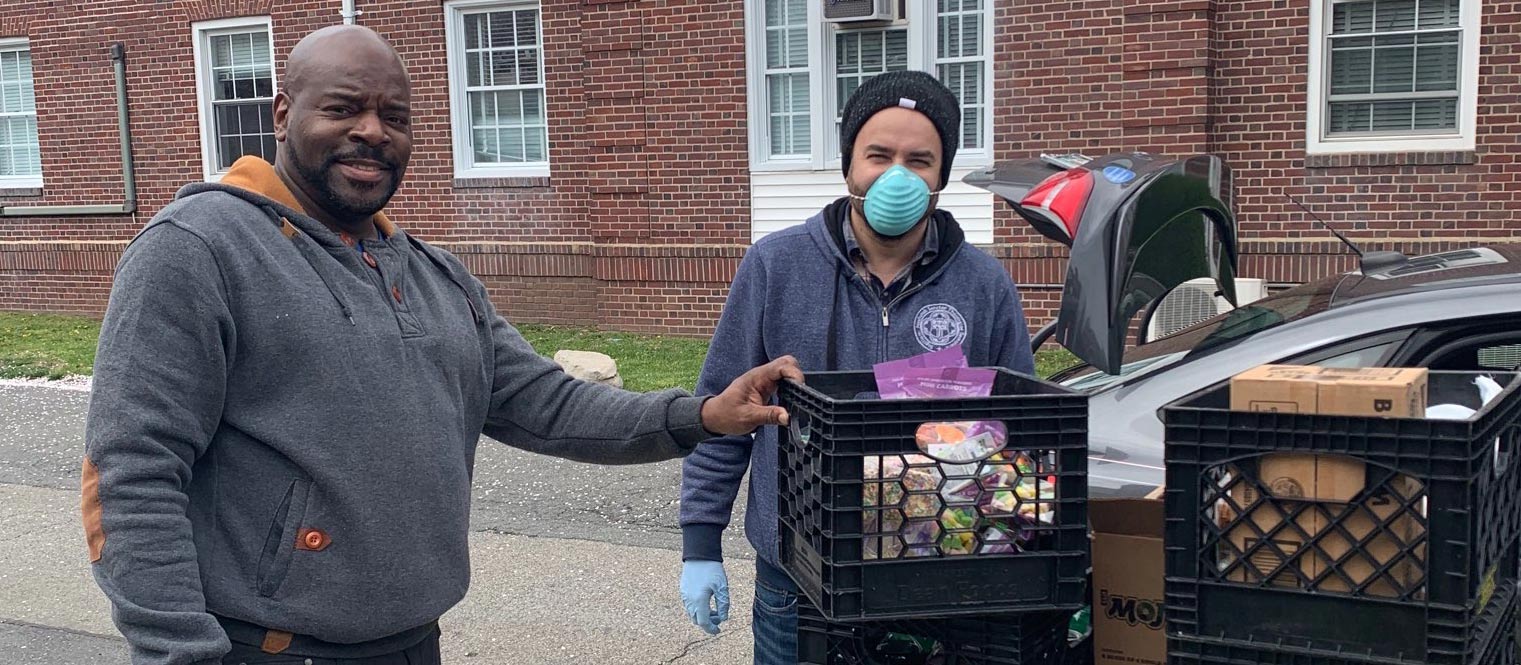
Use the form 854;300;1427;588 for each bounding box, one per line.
221;627;441;665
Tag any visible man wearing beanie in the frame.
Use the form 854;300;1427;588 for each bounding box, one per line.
677;70;1037;663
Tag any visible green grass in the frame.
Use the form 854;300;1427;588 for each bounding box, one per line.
518;326;1079;389
516;324;710;392
0;312;102;380
1036;347;1081;379
0;312;1083;386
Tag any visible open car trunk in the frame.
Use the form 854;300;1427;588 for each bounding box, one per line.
963;152;1241;375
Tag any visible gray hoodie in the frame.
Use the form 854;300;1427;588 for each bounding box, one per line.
82;157;714;665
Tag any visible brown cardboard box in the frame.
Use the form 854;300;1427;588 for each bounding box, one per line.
1091;499;1165;665
1224;454;1423;596
1229;365;1428;418
1315;368;1429;418
1230;365;1323;413
1317;473;1424;596
1225;454;1356;587
1221;366;1428;596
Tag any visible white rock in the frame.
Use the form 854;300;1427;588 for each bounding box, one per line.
553;350;623;388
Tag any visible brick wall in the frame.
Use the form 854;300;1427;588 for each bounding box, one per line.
5;0;1521;340
0;0;749;334
992;0;1521;331
1213;0;1521;242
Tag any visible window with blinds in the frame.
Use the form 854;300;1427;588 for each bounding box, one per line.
765;0;811;158
0;41;40;182
748;0;992;168
937;0;985;151
445;0;548;177
834;28;910;144
1326;0;1462;136
462;7;546;166
206;29;276;171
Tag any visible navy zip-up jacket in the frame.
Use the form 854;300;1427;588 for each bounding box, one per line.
678;198;1036;581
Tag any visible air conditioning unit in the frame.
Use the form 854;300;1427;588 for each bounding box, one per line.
1146;278;1268;341
825;0;899;24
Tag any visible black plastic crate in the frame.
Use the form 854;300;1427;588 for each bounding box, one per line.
1167;579;1519;665
777;369;1089;621
1162;371;1521;664
798;599;1072;665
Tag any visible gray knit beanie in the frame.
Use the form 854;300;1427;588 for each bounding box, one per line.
839;70;961;190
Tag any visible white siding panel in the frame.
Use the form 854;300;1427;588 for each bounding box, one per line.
750;169;995;244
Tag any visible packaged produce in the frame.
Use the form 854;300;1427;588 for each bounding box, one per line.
860;347;1060;560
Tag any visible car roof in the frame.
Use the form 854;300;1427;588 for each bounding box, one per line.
1328;243;1521;307
1052;243;1521;387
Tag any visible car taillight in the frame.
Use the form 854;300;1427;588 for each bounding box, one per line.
1020;169;1093;240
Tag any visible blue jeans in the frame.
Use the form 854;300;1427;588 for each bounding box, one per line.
752;577;799;665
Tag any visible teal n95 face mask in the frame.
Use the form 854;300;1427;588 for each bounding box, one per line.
850;165;939;238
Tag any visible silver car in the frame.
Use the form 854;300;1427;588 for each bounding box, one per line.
965;153;1521;498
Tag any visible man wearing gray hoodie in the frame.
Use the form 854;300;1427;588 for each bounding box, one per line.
82;25;799;665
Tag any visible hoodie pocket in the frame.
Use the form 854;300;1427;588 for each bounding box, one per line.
254;479;311;598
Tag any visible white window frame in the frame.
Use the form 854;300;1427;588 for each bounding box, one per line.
191;16;277;182
0;37;42;189
745;0;994;173
751;0;820;169
1306;0;1482;155
926;0;994;165
444;0;550;180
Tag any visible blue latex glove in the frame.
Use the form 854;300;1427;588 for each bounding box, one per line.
680;560;730;635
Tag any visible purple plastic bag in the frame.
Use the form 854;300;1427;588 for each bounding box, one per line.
893;367;997;400
873;346;968;397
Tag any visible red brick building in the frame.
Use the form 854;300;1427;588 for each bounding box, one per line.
0;0;1514;337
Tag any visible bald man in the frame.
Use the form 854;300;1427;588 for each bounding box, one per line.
83;25;799;665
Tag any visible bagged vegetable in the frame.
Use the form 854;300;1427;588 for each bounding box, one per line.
862;347;1057;559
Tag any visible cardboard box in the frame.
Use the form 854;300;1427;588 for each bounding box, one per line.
1230;365;1324;413
1225;454;1364;587
1317;472;1424;596
1229;365;1428;418
1315;368;1428;418
1220;366;1428;596
1092;499;1165;665
1223;453;1423;596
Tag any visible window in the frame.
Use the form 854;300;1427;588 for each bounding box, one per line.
192;18;276;180
1307;0;1481;154
936;0;986;152
765;0;811;158
445;0;549;179
746;0;993;171
827;28;909;158
0;38;40;187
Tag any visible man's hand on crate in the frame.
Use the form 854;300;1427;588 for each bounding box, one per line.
680;560;731;635
700;355;803;436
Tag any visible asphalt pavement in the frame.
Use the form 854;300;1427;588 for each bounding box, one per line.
0;383;759;664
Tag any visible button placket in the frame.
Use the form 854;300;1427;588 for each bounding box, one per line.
364;244;424;337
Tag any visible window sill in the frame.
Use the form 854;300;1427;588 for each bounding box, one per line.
1304;151;1479;168
0;187;43;198
454;176;552;189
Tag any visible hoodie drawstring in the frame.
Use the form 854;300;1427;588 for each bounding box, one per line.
825;270;840;372
262;206;356;326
